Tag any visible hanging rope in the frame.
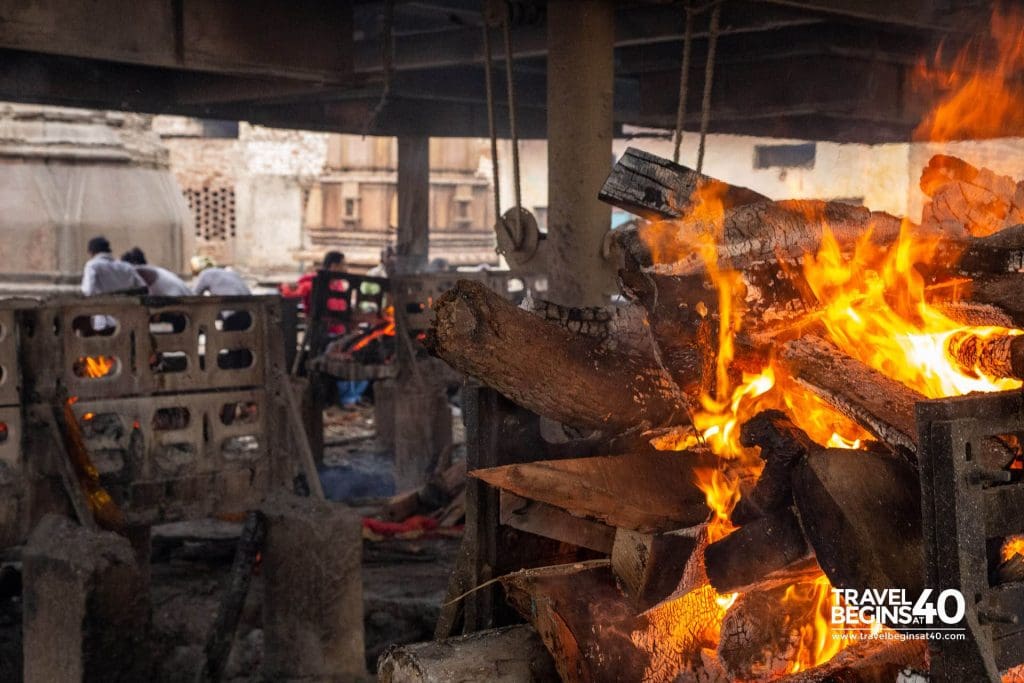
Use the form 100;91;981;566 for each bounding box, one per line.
364;0;395;136
501;0;524;243
482;14;502;226
695;1;720;174
672;2;694;164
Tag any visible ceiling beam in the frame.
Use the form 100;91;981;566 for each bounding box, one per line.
0;0;354;83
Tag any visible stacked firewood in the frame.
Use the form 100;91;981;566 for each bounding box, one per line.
417;148;1024;681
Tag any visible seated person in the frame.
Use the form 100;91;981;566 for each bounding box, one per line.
121;248;193;297
191;256;251;297
81;236;146;333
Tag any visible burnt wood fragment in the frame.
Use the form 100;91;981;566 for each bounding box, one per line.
704;507;811;593
599;146;768;221
732;409;818;524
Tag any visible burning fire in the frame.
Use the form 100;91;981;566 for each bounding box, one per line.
634;15;1024;668
74;355;116;379
348;306;397;354
914;6;1024;142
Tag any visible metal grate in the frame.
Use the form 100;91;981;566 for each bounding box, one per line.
184;186;237;241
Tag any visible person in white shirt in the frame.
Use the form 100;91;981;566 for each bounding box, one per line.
81;236;145;333
82;237;145;296
121;248;192;297
191;256;251;297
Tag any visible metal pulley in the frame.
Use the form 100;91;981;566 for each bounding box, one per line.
494;206;540;266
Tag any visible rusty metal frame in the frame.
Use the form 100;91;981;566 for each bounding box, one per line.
917;390;1024;682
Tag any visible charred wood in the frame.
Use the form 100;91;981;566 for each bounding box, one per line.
718;585;813;681
599;146;768;221
782;336;1017;469
426;279;690;432
779;637;927;682
622;200;902;276
781;336;920;459
732;410;818;525
792;448;924;599
962;273;1024;327
946;329;1024;381
197;511;267;683
704;507;812;594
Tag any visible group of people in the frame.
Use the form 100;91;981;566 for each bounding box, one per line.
81;236;251;299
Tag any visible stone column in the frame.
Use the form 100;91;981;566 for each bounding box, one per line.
546;0;617;306
22;514;150;683
260;493;365;681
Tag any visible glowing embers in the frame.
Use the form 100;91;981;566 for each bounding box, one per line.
73;355;118;379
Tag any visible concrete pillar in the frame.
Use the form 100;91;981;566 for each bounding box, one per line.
260;493;365;681
395;135;430;275
546;0;616;306
393;378;453;491
22;514;150;683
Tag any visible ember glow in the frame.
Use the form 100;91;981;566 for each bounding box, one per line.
1003;535;1024;563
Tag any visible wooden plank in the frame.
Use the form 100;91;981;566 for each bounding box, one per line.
500;492;615;554
599;146;768;221
472;451;715;534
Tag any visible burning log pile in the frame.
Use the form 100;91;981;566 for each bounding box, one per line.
422;146;1024;682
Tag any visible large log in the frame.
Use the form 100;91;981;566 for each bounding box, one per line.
625;199;903;275
472;451;715;534
792;448;924;599
599;146;768;221
377;625;558;683
946;329;1024;381
781;336;921;458
426;279;690;432
500;562;647;683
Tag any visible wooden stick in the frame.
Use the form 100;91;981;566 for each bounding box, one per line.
196;511;267;683
279;378;325;500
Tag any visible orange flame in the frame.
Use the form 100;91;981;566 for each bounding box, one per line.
1003;535;1024;562
349;306;396;353
914;6;1024;141
74;355;115;379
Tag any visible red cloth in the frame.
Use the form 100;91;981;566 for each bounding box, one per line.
362;515;439;536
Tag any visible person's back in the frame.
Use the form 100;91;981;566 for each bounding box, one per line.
193;267;251;296
81;236;145;334
135;265;193;297
83;254;145;296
